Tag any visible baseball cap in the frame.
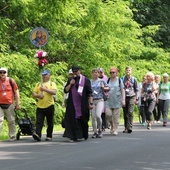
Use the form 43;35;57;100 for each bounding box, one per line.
69;69;73;74
0;67;8;72
163;73;169;77
42;70;50;75
99;68;104;72
72;65;80;72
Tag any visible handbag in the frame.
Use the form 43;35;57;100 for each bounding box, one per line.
0;104;11;109
102;90;109;101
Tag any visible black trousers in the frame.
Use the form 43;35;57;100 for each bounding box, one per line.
35;105;54;138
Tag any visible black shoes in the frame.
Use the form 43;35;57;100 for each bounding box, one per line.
33;133;41;141
128;129;132;133
123;129;128;133
123;129;132;133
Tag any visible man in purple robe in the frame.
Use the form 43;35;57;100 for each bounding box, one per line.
63;65;93;142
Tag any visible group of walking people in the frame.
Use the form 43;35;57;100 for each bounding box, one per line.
138;72;170;129
63;65;170;142
0;65;169;142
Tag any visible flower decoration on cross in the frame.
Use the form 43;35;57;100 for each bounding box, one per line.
34;50;48;69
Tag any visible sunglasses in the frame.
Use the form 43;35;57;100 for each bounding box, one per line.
110;72;115;74
0;71;7;74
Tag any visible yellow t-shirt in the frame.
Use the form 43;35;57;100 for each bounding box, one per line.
33;81;57;108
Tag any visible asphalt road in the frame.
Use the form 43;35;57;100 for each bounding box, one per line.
1;122;170;170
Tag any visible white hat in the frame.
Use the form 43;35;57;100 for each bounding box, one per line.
99;68;104;72
0;67;8;72
69;69;73;74
163;73;169;77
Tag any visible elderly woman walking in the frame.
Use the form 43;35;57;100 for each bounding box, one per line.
105;67;125;136
142;72;157;130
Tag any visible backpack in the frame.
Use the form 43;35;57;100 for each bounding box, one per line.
9;78;15;96
122;76;135;84
107;77;121;88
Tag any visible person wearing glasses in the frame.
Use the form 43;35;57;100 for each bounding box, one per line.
105;67;125;136
157;73;170;127
0;67;21;141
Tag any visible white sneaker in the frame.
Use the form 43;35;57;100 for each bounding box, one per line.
157;121;161;124
113;131;118;136
98;131;103;138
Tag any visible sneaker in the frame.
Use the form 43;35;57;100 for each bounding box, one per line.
45;137;52;141
113;131;118;136
128;129;132;133
10;136;16;141
153;120;157;124
157;120;161;124
163;122;167;127
33;133;41;141
147;125;151;130
123;129;128;133
98;131;103;138
142;122;146;126
92;133;98;138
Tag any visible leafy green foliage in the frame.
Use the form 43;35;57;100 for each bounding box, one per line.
0;0;170;129
0;52;67;124
131;0;170;49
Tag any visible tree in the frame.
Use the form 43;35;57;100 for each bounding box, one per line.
131;0;170;49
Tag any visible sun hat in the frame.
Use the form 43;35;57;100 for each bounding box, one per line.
69;69;73;74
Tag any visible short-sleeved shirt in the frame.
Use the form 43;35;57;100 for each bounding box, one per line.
159;82;170;100
143;83;156;101
105;77;124;108
0;77;18;104
122;76;138;97
33;81;57;108
90;78;108;99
